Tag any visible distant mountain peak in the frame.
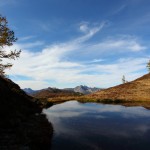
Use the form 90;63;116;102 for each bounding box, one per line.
23;88;38;94
73;85;101;94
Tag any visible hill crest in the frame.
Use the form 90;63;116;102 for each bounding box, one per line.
88;73;150;101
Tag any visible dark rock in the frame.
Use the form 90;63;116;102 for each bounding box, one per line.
0;76;53;149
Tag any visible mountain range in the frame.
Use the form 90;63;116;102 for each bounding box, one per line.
64;85;101;94
23;85;101;95
30;87;82;99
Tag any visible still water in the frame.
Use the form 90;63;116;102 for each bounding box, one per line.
43;101;150;150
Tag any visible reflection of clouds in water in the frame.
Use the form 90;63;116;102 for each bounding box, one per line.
134;125;150;134
43;109;85;118
45;101;150;119
43;101;150;140
95;115;107;119
121;107;150;118
86;104;150;118
48;101;82;111
43;109;86;136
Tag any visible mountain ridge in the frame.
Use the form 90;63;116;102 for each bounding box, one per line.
23;85;102;95
30;87;82;99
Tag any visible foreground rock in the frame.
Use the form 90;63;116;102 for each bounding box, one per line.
0;76;53;150
88;73;150;101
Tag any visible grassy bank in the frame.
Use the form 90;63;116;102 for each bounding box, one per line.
44;95;150;109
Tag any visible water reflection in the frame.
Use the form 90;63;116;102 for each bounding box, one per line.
43;101;150;150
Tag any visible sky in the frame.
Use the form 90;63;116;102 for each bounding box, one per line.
0;0;150;90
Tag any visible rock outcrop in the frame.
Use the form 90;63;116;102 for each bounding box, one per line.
73;85;101;94
0;76;53;150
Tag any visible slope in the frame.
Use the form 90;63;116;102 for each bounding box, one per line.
0;76;53;150
88;73;150;101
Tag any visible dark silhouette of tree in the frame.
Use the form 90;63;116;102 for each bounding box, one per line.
147;60;150;73
0;15;21;76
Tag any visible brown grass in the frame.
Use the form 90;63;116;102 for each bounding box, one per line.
88;73;150;101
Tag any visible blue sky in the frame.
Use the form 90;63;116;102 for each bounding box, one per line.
1;0;150;89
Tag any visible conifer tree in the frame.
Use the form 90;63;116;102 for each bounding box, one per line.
0;15;21;76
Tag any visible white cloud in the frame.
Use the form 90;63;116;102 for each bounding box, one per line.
4;23;149;90
16;80;50;89
127;42;146;51
90;38;146;52
75;22;105;44
91;59;104;63
79;22;89;33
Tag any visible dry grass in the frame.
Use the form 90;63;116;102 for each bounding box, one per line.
44;95;150;110
88;73;150;101
36;74;150;107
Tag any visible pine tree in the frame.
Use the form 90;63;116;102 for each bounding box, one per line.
0;15;21;76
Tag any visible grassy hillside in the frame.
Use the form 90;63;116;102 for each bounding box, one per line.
87;73;150;101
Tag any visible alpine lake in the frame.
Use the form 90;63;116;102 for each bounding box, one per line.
43;100;150;150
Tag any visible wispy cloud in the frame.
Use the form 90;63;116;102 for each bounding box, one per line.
79;22;89;33
19;36;35;42
90;59;104;63
15;80;51;90
89;37;147;52
75;22;106;43
111;4;127;16
5;22;149;89
18;41;44;49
